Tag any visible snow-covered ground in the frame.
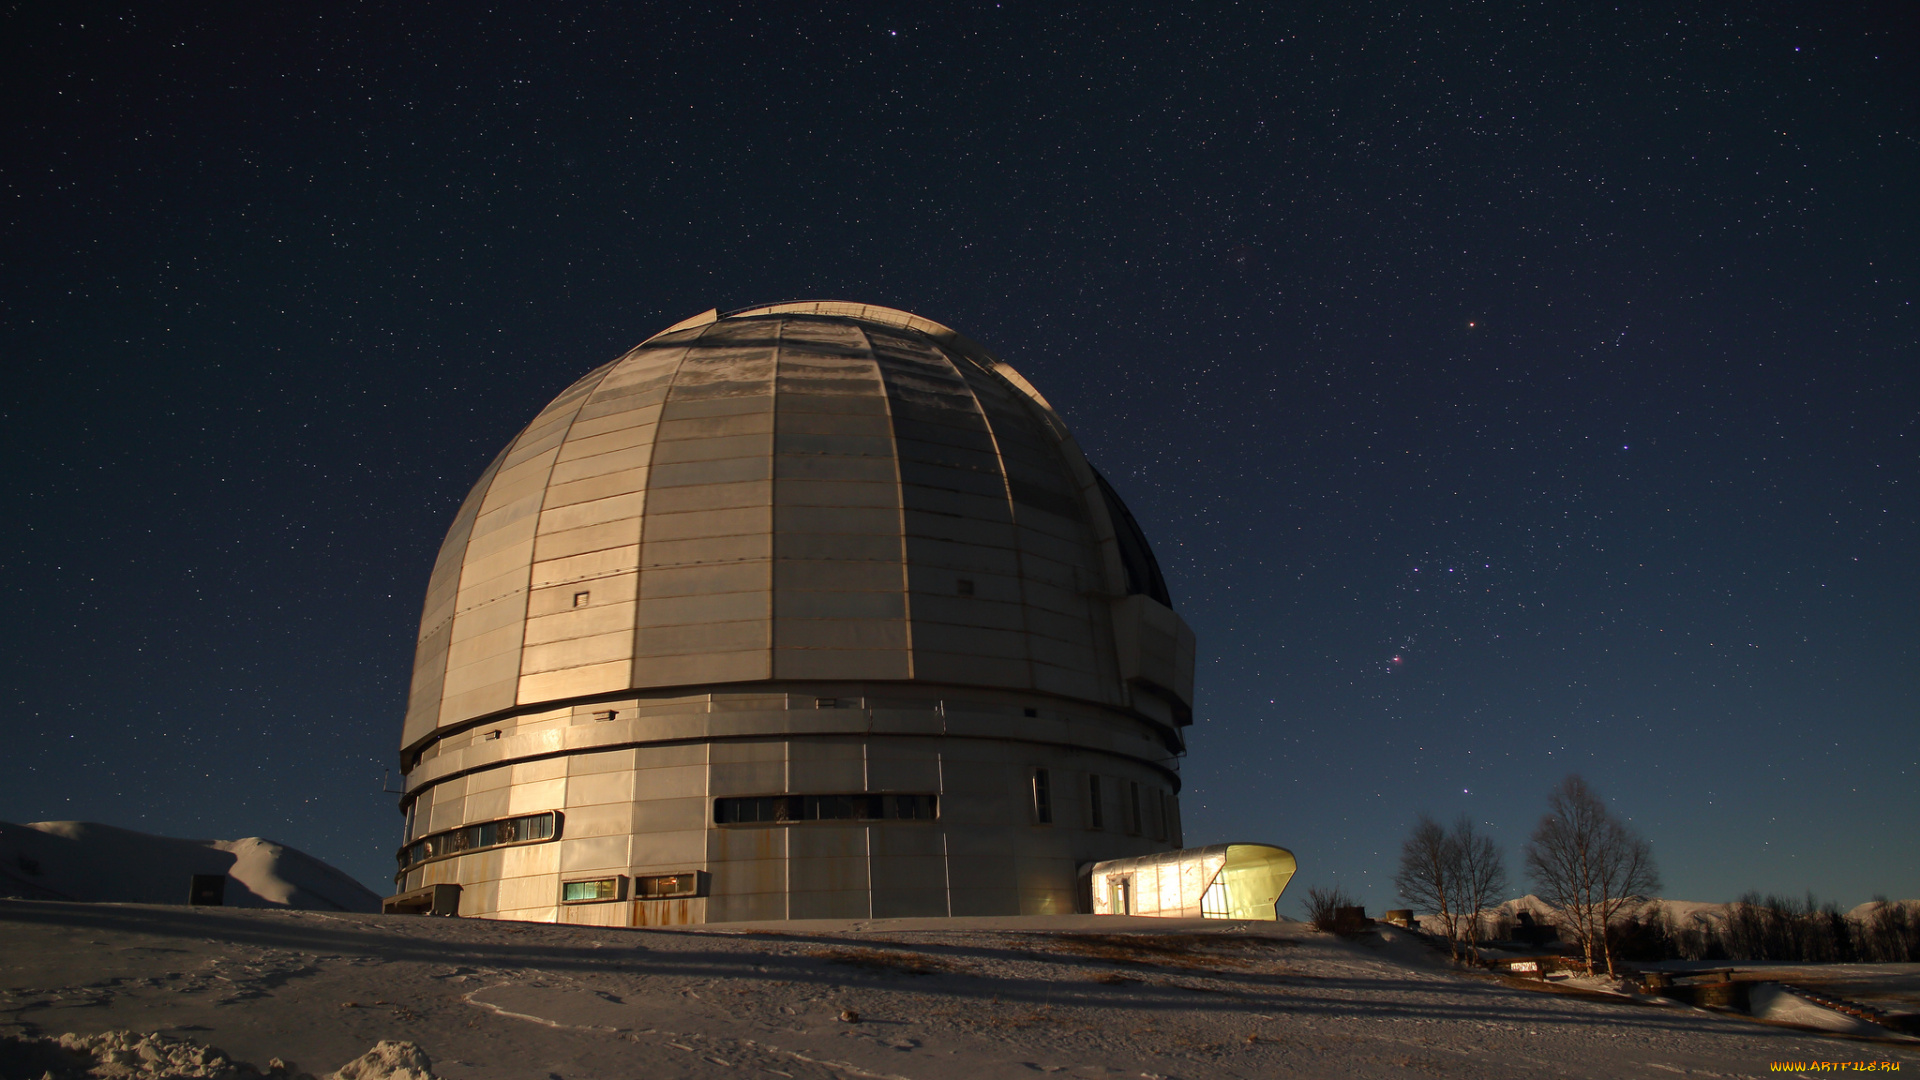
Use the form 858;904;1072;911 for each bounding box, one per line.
0;822;382;913
3;900;1916;1079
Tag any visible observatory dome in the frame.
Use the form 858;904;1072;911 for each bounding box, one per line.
394;302;1197;924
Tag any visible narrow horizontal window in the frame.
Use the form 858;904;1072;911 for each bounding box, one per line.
562;877;623;903
635;872;703;899
714;794;938;825
396;811;559;871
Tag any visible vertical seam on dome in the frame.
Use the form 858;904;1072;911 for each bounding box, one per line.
938;335;1039;691
632;322;712;696
851;321;915;679
511;356;633;707
405;439;512;749
435;364;623;735
765;318;785;673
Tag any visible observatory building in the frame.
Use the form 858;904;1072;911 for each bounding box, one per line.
390;302;1204;925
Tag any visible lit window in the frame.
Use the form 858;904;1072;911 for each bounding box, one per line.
635;872;701;899
562;877;622;903
1032;769;1053;825
1201;878;1230;919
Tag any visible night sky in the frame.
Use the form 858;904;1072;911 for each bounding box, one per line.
4;3;1914;911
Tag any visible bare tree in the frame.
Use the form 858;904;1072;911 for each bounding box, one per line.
1523;775;1660;976
1395;814;1461;960
1304;885;1357;932
1452;815;1509;965
1592;818;1660;976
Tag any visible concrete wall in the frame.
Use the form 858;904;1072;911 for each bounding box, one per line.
398;713;1181;924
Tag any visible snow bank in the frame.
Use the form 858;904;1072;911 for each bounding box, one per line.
0;821;380;912
1748;984;1891;1036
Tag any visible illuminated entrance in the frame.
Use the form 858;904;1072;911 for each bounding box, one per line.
1087;844;1296;920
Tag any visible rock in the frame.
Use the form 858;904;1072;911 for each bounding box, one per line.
0;1033;92;1080
327;1041;436;1080
0;1030;319;1080
0;1031;437;1080
839;1009;860;1023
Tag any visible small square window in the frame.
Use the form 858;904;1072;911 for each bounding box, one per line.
573;591;591;607
1023;707;1038;718
594;709;618;723
483;730;502;741
956;578;975;596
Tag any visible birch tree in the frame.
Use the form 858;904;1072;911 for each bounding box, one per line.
1452;815;1509;965
1394;814;1461;960
1592;819;1660;976
1523;775;1660;976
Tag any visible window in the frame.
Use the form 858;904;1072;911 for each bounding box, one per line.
1126;781;1142;835
593;709;618;722
1150;789;1167;840
714;794;937;825
562;877;623;903
1200;878;1230;919
1087;775;1104;830
956;578;975;596
397;811;558;872
1022;707;1038;718
572;591;591;607
1032;768;1053;825
635;872;703;899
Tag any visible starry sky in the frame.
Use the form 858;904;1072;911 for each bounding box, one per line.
4;2;1914;910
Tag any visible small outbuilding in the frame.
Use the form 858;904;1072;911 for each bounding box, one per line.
1087;843;1296;920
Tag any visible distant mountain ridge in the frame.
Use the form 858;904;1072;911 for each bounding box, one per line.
1487;893;1920;926
0;820;381;913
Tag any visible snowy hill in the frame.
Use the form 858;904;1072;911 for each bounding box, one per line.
0;820;381;913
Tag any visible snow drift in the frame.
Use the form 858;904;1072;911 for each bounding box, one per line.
0;820;380;913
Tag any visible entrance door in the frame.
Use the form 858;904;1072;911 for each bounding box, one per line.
1108;875;1132;915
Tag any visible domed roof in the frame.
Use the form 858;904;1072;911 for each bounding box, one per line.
401;302;1194;754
